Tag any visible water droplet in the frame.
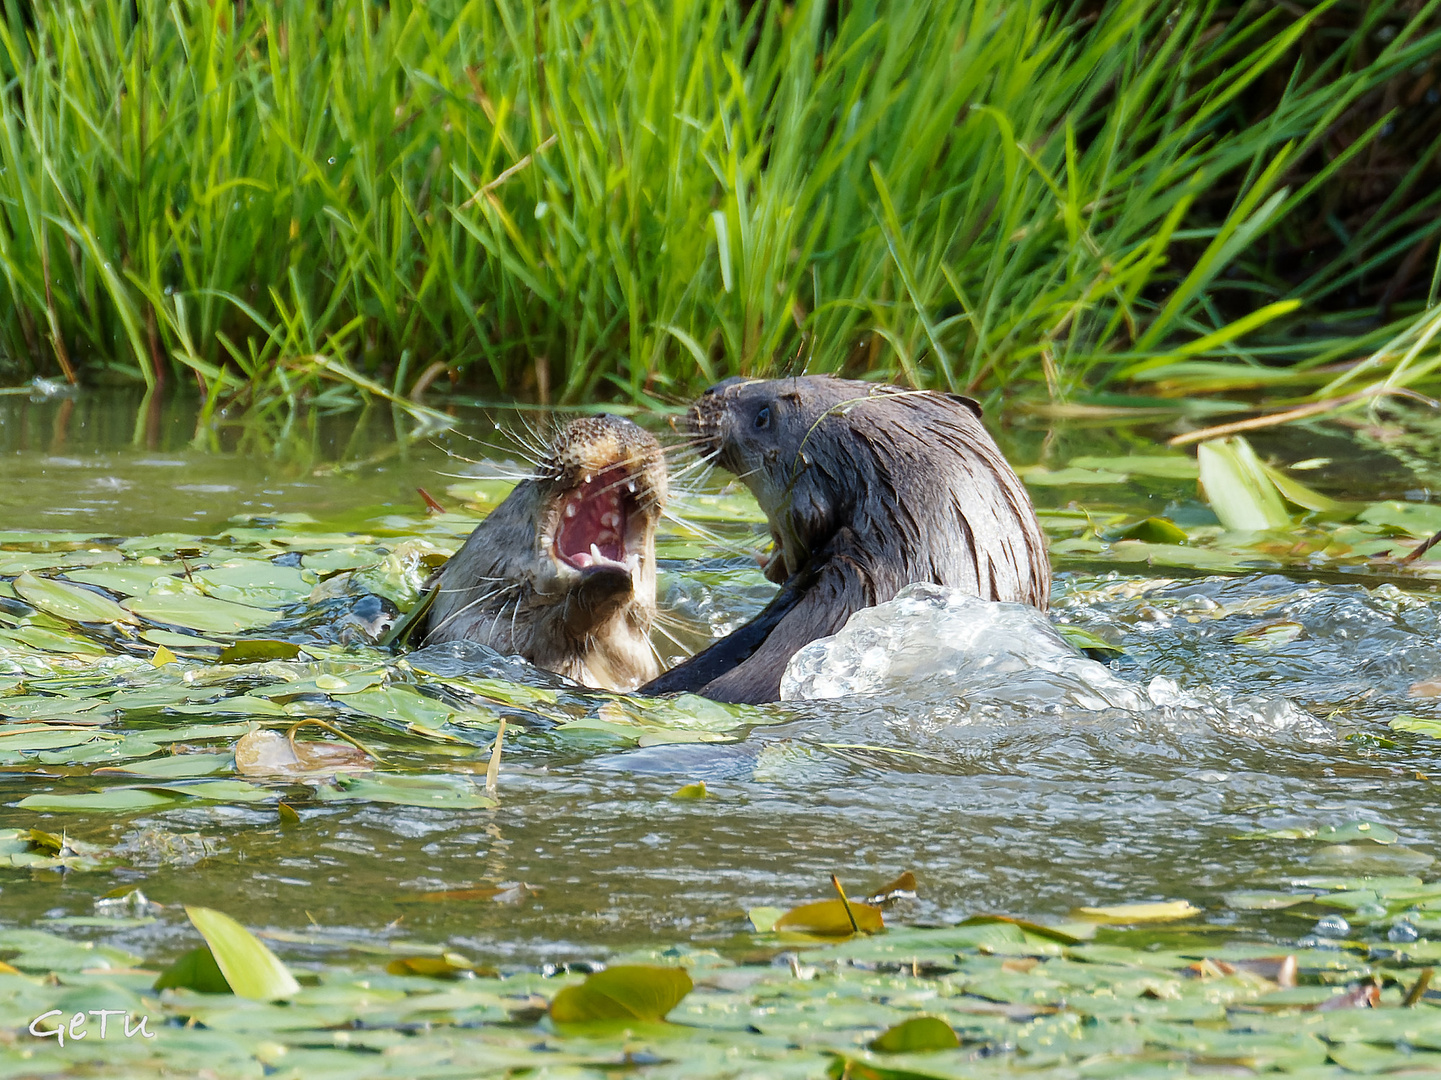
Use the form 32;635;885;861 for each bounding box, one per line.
1389;921;1420;943
162;285;173;296
1314;914;1350;939
328;156;337;165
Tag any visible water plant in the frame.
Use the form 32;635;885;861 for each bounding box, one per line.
0;0;1437;410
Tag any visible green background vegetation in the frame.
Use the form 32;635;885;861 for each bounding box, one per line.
0;0;1439;410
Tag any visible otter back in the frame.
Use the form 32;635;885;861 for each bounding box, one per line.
643;376;1049;704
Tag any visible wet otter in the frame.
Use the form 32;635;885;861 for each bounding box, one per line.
421;415;667;691
642;376;1049;703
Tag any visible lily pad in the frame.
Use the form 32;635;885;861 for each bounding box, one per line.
1074;900;1201;923
13;571;136;624
15;788;179;813
869;1015;961;1052
122;592;277;633
314;772;495;809
549;964;693;1023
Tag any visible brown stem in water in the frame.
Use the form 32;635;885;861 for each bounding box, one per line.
830;874;860;935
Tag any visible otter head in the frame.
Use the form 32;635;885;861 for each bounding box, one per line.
423;414;667;690
530;415;668;630
687;376;872;582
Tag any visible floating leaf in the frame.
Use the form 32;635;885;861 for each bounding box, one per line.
122;593;276;633
1196;436;1289;531
66;564;180;596
1074;900;1200;923
1021;466;1129;486
1070;455;1200;480
12;572;136;625
140;628;225;651
1391;715;1441;739
170;694;290;716
219;639;303;663
1223;891;1316;910
1115;517;1189;544
343;686;466;726
314;772;495;809
869;1016;960;1052
385;953;497;978
184;905;300;1001
141;780;273;803
748;907;786;933
16;788;178;813
672;781;709;800
549;965;693;1023
1315;821;1398;845
773;899;885;936
151;644;178;667
95;753;231;779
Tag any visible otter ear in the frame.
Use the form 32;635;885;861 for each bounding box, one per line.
943;392;984;419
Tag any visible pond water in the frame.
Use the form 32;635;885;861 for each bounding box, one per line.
2;388;1441;982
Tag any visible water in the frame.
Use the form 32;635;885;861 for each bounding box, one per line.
1;391;1439;971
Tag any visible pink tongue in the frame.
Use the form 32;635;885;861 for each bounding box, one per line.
558;476;625;566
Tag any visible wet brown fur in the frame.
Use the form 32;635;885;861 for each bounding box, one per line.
422;416;667;691
642;376;1050;703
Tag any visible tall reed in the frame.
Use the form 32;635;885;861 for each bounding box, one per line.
0;0;1436;408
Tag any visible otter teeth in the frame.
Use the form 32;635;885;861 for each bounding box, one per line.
564;502;578;519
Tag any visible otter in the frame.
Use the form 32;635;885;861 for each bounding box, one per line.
641;375;1049;704
420;415;667;691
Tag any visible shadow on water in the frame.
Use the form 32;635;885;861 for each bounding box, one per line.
2;390;1441;968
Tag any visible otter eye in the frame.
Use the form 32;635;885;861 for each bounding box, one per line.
754;406;771;430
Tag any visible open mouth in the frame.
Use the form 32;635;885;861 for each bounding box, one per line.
554;467;642;575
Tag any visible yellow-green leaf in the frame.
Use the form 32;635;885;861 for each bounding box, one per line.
869;1015;960;1052
1074;900;1200;923
184;905;299;1001
548;965;693;1023
774;898;885;936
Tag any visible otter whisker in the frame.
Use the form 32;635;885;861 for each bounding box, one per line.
426;582;525;637
649;616;691;659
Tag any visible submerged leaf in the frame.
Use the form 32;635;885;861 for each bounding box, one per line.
184;905;300;1001
548;965;693;1023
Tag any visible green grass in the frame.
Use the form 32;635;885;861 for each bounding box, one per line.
0;0;1438;411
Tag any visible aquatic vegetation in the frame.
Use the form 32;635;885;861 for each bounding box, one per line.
8;414;1441;1071
1;1;1438;408
7;905;1441;1076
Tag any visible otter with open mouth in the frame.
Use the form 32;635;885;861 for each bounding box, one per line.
641;375;1050;704
421;415;667;691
